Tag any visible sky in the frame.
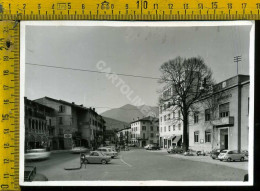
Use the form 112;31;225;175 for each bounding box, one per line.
24;23;252;113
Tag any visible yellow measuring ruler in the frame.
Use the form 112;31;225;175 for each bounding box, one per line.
0;21;19;191
0;0;260;20
0;0;258;190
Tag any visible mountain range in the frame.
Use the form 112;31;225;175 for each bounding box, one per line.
102;116;129;131
101;104;159;125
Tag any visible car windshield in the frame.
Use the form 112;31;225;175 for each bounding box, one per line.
220;150;227;153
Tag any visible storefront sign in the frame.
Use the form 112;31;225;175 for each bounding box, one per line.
217;94;232;102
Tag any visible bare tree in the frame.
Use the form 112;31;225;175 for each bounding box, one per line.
159;56;214;151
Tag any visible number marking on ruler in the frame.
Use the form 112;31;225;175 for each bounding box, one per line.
0;21;20;191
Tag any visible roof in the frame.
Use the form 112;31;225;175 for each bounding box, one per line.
25;97;54;111
131;116;159;124
34;97;104;121
43;96;87;110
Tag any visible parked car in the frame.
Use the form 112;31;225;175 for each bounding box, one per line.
210;149;222;159
147;145;160;150
105;146;116;152
71;146;89;154
184;150;194;156
81;151;111;164
97;147;118;158
167;146;183;154
128;144;137;147
218;150;245;162
144;144;154;149
241;150;249;160
196;151;206;156
25;149;51;160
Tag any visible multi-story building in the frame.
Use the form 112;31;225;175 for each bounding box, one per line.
117;127;131;145
34;97;106;150
159;87;183;149
24;97;56;150
188;75;250;152
130;116;159;147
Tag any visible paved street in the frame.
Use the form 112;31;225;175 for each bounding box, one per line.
25;148;247;181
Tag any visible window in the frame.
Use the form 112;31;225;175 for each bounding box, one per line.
157;126;159;131
194;112;199;123
178;111;181;118
219;103;229;118
167;102;171;108
59;105;65;113
142;126;146;131
160;117;162;122
173;125;175;131
168;114;171;120
59;128;63;134
49;119;52;126
164;126;166;132
160;106;162;113
143;133;145;139
150;126;153;131
168;126;170;131
172;112;175;119
59;117;63;125
205;109;211;121
194;131;199;142
178;124;181;130
150;133;154;138
164;115;167;121
205;131;211;142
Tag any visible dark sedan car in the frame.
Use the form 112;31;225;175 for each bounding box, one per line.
148;145;160;150
210;149;222;159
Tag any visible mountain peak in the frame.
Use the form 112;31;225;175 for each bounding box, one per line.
101;104;159;123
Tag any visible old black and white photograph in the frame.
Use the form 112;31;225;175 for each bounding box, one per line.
20;21;254;186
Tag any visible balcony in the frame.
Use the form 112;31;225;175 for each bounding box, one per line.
212;116;234;127
136;137;148;140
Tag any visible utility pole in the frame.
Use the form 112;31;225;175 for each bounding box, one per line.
234;56;242;75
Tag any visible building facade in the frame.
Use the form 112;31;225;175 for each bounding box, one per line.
159;87;183;149
130;116;159;147
34;97;106;150
24;97;56;150
117;127;131;145
188;75;250;152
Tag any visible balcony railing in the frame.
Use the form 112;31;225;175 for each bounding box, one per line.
212;116;234;127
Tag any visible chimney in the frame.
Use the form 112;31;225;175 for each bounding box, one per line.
93;108;95;112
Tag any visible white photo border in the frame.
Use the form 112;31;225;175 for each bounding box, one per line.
20;20;255;186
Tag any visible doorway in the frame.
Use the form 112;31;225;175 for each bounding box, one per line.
220;128;228;150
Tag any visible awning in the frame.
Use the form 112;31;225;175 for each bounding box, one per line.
172;135;182;144
168;135;176;140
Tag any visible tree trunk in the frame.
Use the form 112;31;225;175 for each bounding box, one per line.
182;112;189;152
